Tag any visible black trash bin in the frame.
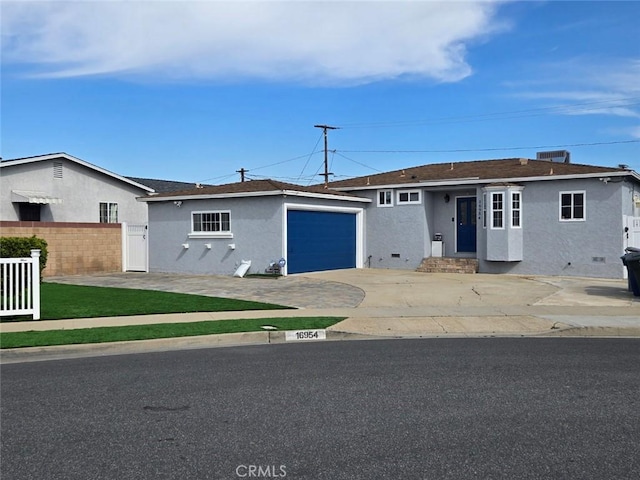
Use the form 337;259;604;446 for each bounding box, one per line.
621;249;640;296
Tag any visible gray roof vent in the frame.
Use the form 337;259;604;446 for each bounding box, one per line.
536;150;571;163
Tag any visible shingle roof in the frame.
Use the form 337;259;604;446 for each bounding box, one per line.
326;158;630;189
126;177;209;194
146;178;360;199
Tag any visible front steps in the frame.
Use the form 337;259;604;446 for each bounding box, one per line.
417;257;479;274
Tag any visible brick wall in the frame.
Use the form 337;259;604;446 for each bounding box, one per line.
0;221;122;277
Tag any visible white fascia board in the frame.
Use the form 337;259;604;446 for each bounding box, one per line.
281;190;371;203
1;153;155;193
331;171;638;191
141;189;370;203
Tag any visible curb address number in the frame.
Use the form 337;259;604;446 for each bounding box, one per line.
285;329;327;341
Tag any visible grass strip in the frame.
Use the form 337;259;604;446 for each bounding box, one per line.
0;317;345;349
3;283;292;321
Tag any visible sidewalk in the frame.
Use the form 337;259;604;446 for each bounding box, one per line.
2;270;639;362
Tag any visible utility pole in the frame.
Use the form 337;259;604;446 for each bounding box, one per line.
236;168;248;182
314;124;338;187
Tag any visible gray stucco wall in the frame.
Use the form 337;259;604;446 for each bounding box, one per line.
148;196;283;276
357;189;427;270
479;178;627;278
0;158;148;223
147;195;366;276
349;187;478;270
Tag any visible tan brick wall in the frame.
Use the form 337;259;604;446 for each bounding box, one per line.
0;222;122;277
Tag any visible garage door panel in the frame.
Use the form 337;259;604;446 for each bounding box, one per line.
287;210;356;274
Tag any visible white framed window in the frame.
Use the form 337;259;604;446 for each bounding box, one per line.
99;202;118;223
560;191;585;221
397;189;421;205
190;210;233;238
511;192;522;228
378;190;393;207
491;192;504;229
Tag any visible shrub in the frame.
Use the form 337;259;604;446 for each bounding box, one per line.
0;236;49;274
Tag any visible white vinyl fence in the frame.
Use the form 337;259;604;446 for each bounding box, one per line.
0;249;41;320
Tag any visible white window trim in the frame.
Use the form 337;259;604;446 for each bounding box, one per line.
377;189;394;207
490;192;504;230
559;190;586;222
189;210;234;238
397;189;422;205
511;191;522;229
482;192;487;229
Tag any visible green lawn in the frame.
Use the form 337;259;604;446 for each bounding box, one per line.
2;282;292;321
0;283;344;349
0;317;345;349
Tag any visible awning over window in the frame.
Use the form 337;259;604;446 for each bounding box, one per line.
11;190;63;204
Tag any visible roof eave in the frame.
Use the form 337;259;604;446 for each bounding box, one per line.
1;153;156;193
140;189;370;203
330;170;639;191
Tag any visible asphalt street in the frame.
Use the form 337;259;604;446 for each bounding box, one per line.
1;338;639;480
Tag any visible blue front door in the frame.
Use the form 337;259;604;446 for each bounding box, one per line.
456;197;477;253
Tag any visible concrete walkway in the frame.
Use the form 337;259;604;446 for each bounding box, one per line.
1;269;639;362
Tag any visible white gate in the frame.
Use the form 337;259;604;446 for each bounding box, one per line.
626;216;640;249
123;223;148;272
0;250;41;320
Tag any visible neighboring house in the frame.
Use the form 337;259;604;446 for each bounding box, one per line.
126;177;208;194
143;153;640;279
0;153;154;223
0;153;205;223
0;152;203;275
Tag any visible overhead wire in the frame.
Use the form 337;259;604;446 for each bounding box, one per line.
340;139;640;154
338;97;640;129
196;96;640;184
296;132;324;182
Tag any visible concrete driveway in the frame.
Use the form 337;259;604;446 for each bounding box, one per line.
45;268;636;309
2;269;639;363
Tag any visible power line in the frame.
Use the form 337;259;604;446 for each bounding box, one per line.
340;139;640;154
197;151;322;183
339;97;640;129
296;131;324;182
334;151;384;172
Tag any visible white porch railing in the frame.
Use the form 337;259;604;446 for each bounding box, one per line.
0;249;41;320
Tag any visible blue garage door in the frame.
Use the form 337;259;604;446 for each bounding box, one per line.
287;210;356;274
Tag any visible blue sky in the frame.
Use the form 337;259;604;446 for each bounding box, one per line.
2;0;639;185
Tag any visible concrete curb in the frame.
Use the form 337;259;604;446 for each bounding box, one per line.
0;330;375;364
5;325;638;365
539;325;640;337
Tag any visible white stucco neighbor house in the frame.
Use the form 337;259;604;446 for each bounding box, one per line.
142;153;640;279
0;152;207;274
0;153;154;224
0;152;203;224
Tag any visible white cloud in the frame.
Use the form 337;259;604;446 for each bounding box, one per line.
0;0;505;85
506;59;640;118
626;125;640;139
